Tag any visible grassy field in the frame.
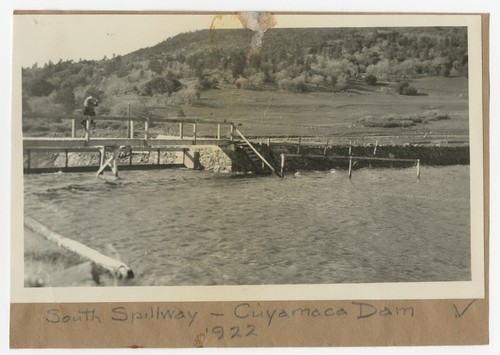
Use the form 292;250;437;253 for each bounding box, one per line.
23;77;469;142
178;76;469;139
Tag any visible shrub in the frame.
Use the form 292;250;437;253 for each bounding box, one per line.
141;76;182;96
396;82;418;96
235;77;250;90
402;86;418;95
365;74;378;85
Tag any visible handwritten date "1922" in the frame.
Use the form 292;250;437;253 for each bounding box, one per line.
207;324;257;340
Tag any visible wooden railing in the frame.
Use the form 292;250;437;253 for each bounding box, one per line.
23;113;234;142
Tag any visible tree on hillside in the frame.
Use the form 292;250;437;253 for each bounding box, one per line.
141;76;182;96
52;82;76;113
29;78;55;96
229;52;247;78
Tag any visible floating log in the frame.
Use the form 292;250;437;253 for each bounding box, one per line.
24;216;134;280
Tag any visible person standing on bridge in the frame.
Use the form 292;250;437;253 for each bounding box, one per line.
82;95;99;127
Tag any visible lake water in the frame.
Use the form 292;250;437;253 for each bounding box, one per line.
23;165;471;285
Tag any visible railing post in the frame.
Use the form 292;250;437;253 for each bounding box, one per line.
71;119;76;138
416;159;421;180
179;122;184;139
157;148;161;165
193;123;197;144
129;147;133;166
349;140;352;156
27;149;31;170
127;102;131;138
323;138;329;156
85;119;90;142
374;140;378;155
280;153;285;178
267;137;271;147
217;124;221;140
65;149;68;168
230;124;234;142
144;117;149;141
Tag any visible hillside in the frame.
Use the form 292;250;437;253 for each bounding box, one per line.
21;27;469;137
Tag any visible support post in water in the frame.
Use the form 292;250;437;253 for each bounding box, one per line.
99;146;105;172
349;140;352;156
416;159;421;179
348;156;353;179
297;137;301;154
96;146;123;177
323;138;329;156
179;122;184;139
280;153;285;178
374;140;378;155
230;124;234;142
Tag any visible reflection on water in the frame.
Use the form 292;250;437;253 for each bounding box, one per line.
24;166;471;285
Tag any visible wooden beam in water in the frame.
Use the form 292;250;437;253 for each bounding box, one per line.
24;216;134;280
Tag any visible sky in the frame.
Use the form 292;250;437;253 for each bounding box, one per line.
12;12;490;68
13;14;241;67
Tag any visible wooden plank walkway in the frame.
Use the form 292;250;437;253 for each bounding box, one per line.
23;137;231;149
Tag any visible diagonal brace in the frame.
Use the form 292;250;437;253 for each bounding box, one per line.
96;146;124;177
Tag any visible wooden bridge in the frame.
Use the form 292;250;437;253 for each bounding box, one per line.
23;112;279;177
23;112;421;179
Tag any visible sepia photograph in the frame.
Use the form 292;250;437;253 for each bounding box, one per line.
11;12;485;302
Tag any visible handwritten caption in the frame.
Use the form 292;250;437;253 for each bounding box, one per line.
43;300;476;341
